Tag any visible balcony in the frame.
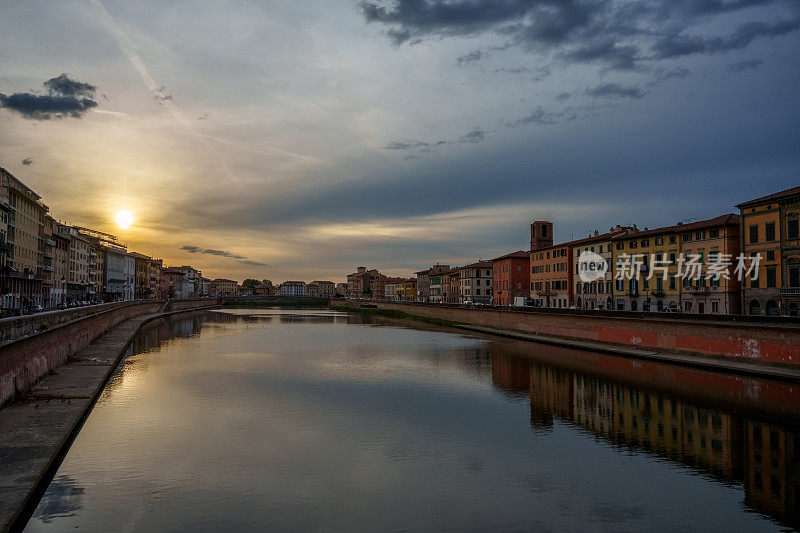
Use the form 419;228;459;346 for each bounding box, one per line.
651;290;665;297
689;286;710;295
628;289;639;297
780;287;800;295
43;251;55;259
44;237;56;247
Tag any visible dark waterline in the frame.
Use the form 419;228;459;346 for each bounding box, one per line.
24;309;800;531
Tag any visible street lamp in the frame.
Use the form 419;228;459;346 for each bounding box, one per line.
61;276;66;306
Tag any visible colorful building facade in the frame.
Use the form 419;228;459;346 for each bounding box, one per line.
492;251;530;306
737;186;800;316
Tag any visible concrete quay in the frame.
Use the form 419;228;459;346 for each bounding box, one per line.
0;305;218;533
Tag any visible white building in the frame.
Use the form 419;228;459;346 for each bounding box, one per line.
458;261;493;304
279;281;307;296
123;253;135;301
104;246;127;301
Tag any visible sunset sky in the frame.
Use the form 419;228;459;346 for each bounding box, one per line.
1;0;798;282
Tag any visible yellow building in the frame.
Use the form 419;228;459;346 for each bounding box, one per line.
611;214;741;314
737;186;800;316
611;224;681;312
398;278;417;301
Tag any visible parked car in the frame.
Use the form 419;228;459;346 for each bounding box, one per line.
29;305;43;313
57;302;67;310
661;306;681;313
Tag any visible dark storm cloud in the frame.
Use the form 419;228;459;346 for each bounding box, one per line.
384;140;430;150
43;73;96;98
459;127;487;143
556;91;571;102
182;245;268;267
359;0;799;72
564;41;639;71
653;18;800;59
586;83;646;99
727;58;764;71
0;73;98;119
457;49;486;66
182;245;245;259
510;106;559;126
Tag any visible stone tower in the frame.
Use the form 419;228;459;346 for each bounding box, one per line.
530;221;554;251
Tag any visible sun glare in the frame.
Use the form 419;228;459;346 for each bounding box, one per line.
115;210;134;229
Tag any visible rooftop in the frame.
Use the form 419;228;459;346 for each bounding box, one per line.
736;185;800;209
459;260;493;270
490;250;529;262
612;213;739;239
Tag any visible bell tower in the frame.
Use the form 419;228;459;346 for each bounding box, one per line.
531;221;554;251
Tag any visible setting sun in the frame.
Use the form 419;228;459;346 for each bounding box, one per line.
115;210;134;229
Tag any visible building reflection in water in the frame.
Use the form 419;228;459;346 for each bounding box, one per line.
489;344;800;529
97;309;800;530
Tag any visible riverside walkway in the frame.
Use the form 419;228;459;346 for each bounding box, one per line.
0;305;217;532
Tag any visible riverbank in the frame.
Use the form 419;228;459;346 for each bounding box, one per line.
0;305;218;533
334;300;800;381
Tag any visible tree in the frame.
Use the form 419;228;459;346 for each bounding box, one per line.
242;278;260;288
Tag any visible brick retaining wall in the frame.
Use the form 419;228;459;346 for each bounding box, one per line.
0;299;215;407
333;300;800;364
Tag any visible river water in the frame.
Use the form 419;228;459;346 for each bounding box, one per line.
24;309;800;531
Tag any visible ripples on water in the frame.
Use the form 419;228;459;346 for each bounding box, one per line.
25;309;800;532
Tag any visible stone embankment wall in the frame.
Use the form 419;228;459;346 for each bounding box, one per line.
332;300;800;364
0;299;215;407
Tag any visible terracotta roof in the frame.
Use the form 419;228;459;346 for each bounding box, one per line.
414;264;450;275
459;260;493;270
736;186;800;209
612;213;739;239
533;226;638;252
309;280;335;284
490;250;529;261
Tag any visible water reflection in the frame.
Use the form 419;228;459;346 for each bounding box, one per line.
30;475;84;524
490;348;800;529
25;309;800;532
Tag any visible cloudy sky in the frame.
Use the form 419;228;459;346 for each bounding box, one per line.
1;0;798;282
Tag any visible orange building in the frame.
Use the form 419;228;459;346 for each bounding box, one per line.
530;242;573;309
737;186;800;316
491;251;530;306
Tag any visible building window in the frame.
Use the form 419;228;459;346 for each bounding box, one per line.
655;237;663;245
749;224;758;244
709;229;719;238
765;222;776;242
790;266;800;288
766;268;777;288
789;218;799;239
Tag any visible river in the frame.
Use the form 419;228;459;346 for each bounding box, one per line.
24;308;800;531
